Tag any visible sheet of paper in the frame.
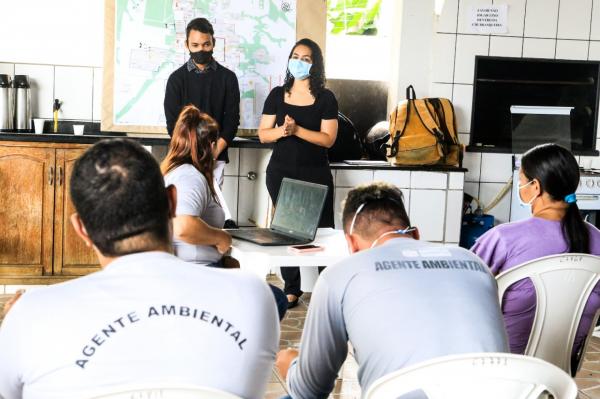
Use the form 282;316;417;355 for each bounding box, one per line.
468;5;508;34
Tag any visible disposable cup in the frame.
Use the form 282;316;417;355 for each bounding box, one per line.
73;125;85;135
33;119;45;134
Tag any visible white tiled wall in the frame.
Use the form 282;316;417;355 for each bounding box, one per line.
0;63;14;76
224;148;240;176
222;176;239;224
489;36;523;57
92;68;103;121
410;171;447;189
13;64;55;119
54;66;94;120
333;169;464;244
453;35;490;84
1;62;101;121
522;38;556;58
228;148;272;227
451;84;474;133
525;0;560;37
410;190;446;242
592;0;600;40
335;169;374;187
431;0;600;226
557;0;592;40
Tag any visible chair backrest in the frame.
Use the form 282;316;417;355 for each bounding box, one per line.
88;384;243;399
364;352;578;399
495;253;600;375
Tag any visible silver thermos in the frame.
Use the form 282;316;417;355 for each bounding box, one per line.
13;75;31;132
0;74;13;131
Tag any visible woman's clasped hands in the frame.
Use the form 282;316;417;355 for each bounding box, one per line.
282;114;297;137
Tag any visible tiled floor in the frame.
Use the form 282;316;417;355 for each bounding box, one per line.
266;275;361;399
4;281;600;398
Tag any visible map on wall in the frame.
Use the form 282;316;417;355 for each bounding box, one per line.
112;0;297;130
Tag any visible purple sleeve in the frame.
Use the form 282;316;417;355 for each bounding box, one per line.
471;228;509;275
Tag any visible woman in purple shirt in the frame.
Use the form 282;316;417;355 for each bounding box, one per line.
472;143;600;372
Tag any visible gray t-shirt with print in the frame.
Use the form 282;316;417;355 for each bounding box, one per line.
164;164;225;264
287;238;508;399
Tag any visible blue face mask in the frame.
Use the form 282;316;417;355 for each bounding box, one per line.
288;58;312;80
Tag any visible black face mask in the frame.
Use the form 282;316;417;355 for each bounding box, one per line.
190;50;213;65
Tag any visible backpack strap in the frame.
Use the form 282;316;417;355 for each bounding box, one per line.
406;85;416;100
412;100;443;138
387;101;412;158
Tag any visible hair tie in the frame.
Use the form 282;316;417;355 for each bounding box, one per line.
564;193;577;204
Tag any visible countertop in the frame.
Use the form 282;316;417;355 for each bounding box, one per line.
329;162;467;172
0;132;467;171
0;132;271;148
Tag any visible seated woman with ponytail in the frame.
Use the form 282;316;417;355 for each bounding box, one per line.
161;105;288;320
472;143;600;367
161;105;232;265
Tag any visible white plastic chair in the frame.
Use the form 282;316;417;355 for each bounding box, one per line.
88;384;243;399
495;253;600;376
364;352;577;399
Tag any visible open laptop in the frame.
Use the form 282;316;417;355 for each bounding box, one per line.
227;178;328;246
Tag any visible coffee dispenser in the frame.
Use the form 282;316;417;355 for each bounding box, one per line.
0;74;13;131
13;75;31;132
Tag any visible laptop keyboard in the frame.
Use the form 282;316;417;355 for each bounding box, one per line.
230;229;306;245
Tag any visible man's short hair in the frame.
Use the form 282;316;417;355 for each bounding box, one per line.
342;182;411;237
70;139;171;257
186;17;215;42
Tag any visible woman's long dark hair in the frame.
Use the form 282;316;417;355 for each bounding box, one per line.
160;105;220;203
521;143;589;253
283;38;326;97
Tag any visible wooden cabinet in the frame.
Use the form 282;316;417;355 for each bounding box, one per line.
0;142;99;280
54;149;99;276
0;146;55;277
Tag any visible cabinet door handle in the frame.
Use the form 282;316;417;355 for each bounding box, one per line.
48;166;54;186
247;171;257;181
57;166;63;186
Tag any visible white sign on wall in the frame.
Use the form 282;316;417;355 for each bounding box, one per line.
469;5;508;34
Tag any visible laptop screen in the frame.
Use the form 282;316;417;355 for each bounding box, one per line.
270;178;328;241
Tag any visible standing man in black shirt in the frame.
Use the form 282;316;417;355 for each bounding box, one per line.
164;18;240;225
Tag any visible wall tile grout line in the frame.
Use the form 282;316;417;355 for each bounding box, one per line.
52;65;56;112
91;68;95;122
554;0;561;58
451;0;461;102
589;0;595;60
521;0;528;57
438;34;600;41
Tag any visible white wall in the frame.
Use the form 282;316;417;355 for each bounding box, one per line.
0;0;104;66
0;0;105;121
388;0;435;110
428;0;600;225
0;62;103;121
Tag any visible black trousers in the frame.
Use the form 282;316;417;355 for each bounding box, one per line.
266;162;334;297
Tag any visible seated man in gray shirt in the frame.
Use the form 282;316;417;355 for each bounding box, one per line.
276;182;508;398
0;139;279;399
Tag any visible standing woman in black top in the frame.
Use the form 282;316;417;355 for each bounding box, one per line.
258;38;338;308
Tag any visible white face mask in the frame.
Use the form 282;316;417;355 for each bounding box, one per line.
370;227;417;248
348;202;415;251
518;180;538;214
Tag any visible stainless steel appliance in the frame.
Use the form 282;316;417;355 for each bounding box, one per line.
0;74;13;131
13;75;31;132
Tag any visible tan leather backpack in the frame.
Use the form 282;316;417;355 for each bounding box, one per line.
386;86;462;166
